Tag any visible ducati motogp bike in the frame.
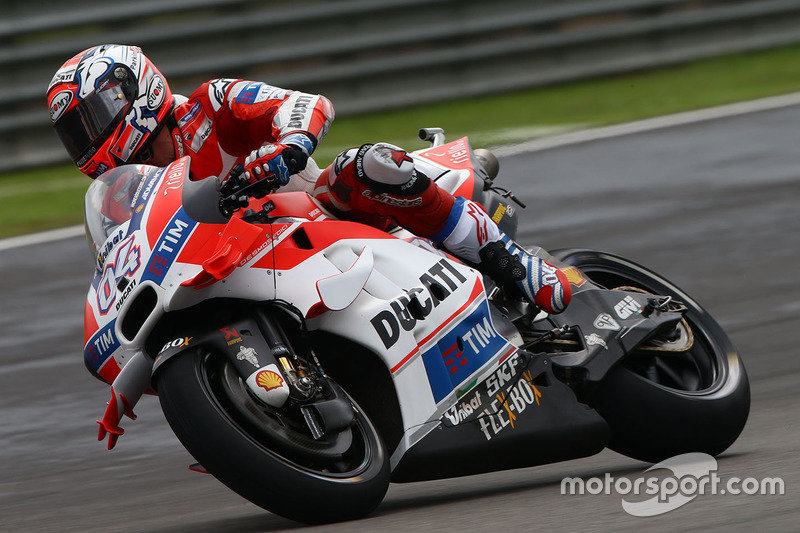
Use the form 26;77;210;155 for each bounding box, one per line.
82;127;749;523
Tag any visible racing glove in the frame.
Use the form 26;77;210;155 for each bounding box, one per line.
241;131;318;189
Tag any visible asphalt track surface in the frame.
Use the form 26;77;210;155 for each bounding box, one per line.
2;105;798;532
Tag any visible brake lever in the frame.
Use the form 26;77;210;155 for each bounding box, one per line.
218;164;276;217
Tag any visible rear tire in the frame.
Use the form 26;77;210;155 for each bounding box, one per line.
155;349;390;524
553;249;750;463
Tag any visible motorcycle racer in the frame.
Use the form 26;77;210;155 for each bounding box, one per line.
47;44;569;314
315;143;571;314
46;44;331;188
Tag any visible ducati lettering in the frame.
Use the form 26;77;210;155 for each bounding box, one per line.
286;94;314;129
371;311;400;349
191;116;213;152
370;259;467;349
478;370;543;441
48;67;76;91
114;278;137;311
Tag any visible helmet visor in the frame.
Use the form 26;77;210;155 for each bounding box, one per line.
54;79;135;165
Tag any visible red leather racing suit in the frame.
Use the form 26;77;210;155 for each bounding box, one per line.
168;78;334;181
314;143;456;237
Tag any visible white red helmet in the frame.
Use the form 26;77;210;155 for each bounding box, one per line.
47;44;173;178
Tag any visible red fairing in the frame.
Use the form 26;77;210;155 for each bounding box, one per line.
253;220;395;271
416;137;477;199
146;157;192;249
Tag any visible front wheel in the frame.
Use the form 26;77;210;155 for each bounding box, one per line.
553;249;750;463
155;349;390;524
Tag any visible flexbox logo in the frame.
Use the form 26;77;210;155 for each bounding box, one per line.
561;452;785;517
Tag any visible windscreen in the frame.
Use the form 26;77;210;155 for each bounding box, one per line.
84;165;153;264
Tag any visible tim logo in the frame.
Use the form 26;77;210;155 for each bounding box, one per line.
442;340;467;375
442;316;499;374
422;303;509;403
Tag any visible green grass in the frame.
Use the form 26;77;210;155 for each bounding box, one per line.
6;43;800;238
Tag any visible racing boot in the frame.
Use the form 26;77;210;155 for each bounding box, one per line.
433;197;571;314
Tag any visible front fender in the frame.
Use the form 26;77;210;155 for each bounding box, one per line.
151;312;283;399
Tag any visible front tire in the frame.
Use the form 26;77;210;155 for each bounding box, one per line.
553;249;750;463
155;349;390;524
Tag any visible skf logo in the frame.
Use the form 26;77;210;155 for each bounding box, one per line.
256;370;283;391
370;259;467;349
486;353;523;396
478;369;543;441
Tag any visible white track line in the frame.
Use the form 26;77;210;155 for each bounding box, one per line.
4;91;800;252
493;91;800;157
0;225;85;251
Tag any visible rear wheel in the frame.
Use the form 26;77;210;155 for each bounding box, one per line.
155;349;390;524
553;249;750;463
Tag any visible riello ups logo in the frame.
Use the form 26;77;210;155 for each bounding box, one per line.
370;259;467;349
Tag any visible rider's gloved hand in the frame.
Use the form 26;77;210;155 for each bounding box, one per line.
242;144;303;189
241;131;318;189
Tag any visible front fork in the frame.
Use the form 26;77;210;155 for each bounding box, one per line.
97;307;341;449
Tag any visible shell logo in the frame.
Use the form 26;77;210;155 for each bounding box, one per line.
255;370;284;391
563;267;586;287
